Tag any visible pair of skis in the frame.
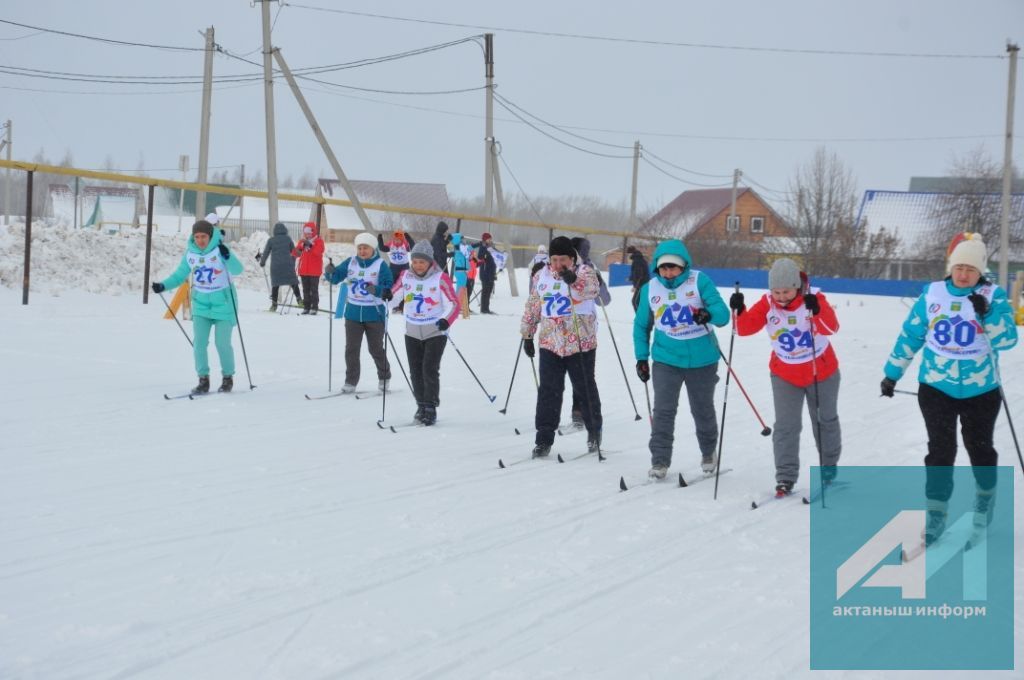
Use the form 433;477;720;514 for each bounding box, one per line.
618;466;733;492
750;480;852;509
304;389;399;401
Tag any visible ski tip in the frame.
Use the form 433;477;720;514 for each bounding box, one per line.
498;459;506;469
802;497;811;505
389;426;397;433
619;476;629;492
761;426;772;436
557;453;565;463
514;427;520;435
633;414;642;421
304;394;312;400
498;408;507;414
678;473;687;488
376;420;386;429
750;500;759;509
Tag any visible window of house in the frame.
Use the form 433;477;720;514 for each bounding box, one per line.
750;216;765;233
726;215;740;232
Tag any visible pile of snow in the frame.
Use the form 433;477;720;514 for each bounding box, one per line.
0;221;355;297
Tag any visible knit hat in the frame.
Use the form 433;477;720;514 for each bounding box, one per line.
191;220;214;238
537;244;547;253
354;232;377;250
204;212;220;225
946;232;988;274
768;258;802;290
548;236;577;260
410;240;435;263
481;232;493;241
656;254;685;269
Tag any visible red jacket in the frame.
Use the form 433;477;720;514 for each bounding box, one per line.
292;232;325;276
736;291;840;388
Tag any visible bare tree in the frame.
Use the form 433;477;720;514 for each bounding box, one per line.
922;145;1023;262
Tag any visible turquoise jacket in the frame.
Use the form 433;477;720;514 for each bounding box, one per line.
633;239;729;369
328;253;395;322
884;278;1018;399
161;229;243;323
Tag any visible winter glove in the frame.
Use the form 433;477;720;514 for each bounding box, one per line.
729;291;745;313
254;253;262;263
692;308;711;325
523;338;535;358
151;282;165;294
967;293;989;318
218;243;230;260
803;293;820;316
436;318;450;332
636;360;650;383
880;377;896;398
379;287;394;302
303;240;312;251
324;262;336;277
560;268;577;285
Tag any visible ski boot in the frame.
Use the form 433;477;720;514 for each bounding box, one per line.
218;376;233;393
378;379;390;393
420;406;437;426
341;384;357;394
923;499;948;546
269;302;278;312
531;444;551;458
649;465;668;480
413;405;427;423
775;480;795;498
191;375;211;395
974;485;996;528
586;430;602;454
701;453;717;474
821;465;839;485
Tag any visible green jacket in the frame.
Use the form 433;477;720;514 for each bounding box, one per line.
633;239;728;369
161;229;244;323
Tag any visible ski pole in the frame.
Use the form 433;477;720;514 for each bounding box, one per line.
892;388;919;397
499;337;524;414
713;283;740;500
643;381;653;425
597;296;642;421
255;251;271;294
979;320;1024;477
227;275;256;390
157;290;193;347
380;304;390;425
703;323;771;437
803;278;826;508
327;258;334;392
529;353;539;388
444;331;496;402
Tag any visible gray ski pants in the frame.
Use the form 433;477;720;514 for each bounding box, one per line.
649;361;719;467
770;371;841;484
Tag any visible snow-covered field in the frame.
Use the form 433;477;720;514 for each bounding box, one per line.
1;223;1021;679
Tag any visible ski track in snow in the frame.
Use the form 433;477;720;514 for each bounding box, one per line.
1;222;1021;679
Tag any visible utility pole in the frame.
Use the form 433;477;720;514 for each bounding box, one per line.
239;163;245;228
272;48;374;231
259;0;280;227
2;119;10;226
177;154;189;233
623;140;641;263
483;33;495;230
729;168;742;233
195;26;215;220
998;42;1018;290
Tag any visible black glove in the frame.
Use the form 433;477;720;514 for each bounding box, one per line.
151;282;165;294
218;243;230;260
303;241;312;251
379;287;393;302
692;308;711;325
560;268;577;285
967;293;989;318
325;263;335;277
436;318;450;331
523;338;535;358
254;253;262;263
803;293;820;316
880;377;896;398
636;360;650;383
729;292;745;313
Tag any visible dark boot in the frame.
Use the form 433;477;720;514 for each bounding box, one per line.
420;406;437;426
192;375;210;394
532;444;551;458
587;430;602;454
413;404;427;423
218;376;233;393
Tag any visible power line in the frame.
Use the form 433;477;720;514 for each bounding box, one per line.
494;148;551;229
0;81;258;96
743;174;792;198
640;156;733;188
493;92;633;150
282;3;1004;60
0;18;204;52
640;147;733;179
492;96;633;159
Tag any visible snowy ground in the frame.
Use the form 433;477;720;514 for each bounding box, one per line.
1;224;1021;679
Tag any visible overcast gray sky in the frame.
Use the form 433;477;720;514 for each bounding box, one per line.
1;0;1021;214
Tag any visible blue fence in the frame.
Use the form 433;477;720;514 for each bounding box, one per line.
606;263;928;297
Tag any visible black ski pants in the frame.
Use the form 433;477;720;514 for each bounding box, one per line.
300;275;319;312
405;334;447;408
535;348;601;446
918;382;1001;501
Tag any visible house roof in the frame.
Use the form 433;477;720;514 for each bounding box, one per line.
854;189;1024;259
642;188;744;237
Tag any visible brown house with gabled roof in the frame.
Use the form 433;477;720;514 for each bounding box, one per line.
635;187;792;267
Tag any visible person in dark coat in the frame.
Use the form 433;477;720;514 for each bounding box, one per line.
476;232;497;314
259;222;301;312
430;221;451;273
627;245;651;311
